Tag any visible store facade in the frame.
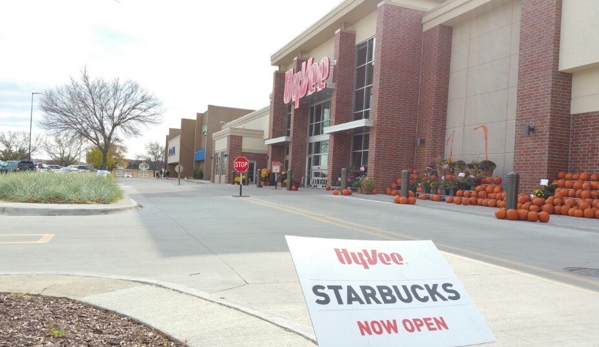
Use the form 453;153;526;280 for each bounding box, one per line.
266;0;599;193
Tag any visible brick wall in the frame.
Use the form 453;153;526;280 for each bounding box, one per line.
270;71;287;139
570;112;599;173
514;0;572;192
328;29;356;185
415;25;453;171
369;4;424;189
289;59;309;186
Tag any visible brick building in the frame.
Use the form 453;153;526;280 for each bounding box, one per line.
265;0;599;193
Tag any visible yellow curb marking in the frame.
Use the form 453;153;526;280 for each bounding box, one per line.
244;197;599;292
0;234;55;244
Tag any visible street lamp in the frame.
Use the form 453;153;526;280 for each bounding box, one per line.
29;92;42;161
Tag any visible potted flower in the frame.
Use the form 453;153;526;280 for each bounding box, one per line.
419;179;431;194
458;176;475;191
479;160;496;177
440;179;457;196
430;181;441;195
277;171;288;188
361;178;376;195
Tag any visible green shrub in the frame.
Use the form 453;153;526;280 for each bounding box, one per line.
193;167;204;179
0;172;123;204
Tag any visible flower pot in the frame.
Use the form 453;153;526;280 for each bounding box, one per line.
422;186;431;194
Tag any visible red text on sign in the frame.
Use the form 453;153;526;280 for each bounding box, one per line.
403;317;448;333
334;248;404;269
357;320;399;336
357;317;448;336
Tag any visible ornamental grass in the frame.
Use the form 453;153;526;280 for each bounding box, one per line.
0;172;123;204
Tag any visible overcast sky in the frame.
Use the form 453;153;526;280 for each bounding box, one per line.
0;0;342;159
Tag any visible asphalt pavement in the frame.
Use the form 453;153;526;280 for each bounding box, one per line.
1;178;598;346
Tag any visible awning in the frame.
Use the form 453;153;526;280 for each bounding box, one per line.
323;118;373;134
265;136;292;145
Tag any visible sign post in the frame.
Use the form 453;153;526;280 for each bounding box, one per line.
233;156;249;197
272;161;281;190
175;164;183;185
285;236;495;347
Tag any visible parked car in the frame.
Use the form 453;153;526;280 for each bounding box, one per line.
0;160;36;173
124;173;133;178
18;161;36;171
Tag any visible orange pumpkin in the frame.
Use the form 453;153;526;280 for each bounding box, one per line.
527;211;539;222
399;197;408;204
333;189;340;195
495;209;506;219
419;194;428;200
584;208;596;218
470;197;477;205
408;197;417;205
372;188;378;195
454;197;462;205
291;185;298;191
574;209;584;218
393;196;401;204
506;209;518;220
518;209;529;221
580;172;590;181
445;197;454;203
493;176;502;185
538;212;550;223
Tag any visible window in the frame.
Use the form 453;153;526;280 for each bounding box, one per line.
308;101;331;137
354;38;375;121
351;130;369;168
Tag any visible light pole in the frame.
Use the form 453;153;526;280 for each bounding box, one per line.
29;92;42;161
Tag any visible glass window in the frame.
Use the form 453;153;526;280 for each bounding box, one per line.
354;37;375;121
308;101;331;137
351;131;369;169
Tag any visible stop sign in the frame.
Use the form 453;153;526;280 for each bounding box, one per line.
233;156;249;173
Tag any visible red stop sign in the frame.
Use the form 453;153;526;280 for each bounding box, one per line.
233;156;249;173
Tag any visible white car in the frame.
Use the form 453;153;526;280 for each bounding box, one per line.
124;173;133;178
97;170;110;177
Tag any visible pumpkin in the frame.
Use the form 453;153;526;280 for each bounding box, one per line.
584;208;596;219
291;185;298;191
527;211;539;222
495;209;507;219
506;209;518;220
372;188;378;195
333;189;340;195
574;209;584;218
529;205;540;212
532;198;545;206
557;172;566;179
542;204;554;214
493;176;502;185
596;209;599;219
538;212;550;223
393;196;401;204
445;197;454;203
408;197;417;205
580;172;590;181
325;185;331;191
518;209;529;221
399;197;409;204
454;197;462;205
470;197;477;205
419;194;428;200
342;189;350;195
462;198;470;205
456;190;464;197
572;173;580;180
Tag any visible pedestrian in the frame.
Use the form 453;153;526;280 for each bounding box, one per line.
166;170;170;178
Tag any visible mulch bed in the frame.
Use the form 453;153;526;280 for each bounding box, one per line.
0;293;187;346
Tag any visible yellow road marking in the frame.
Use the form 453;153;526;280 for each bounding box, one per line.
244;197;599;291
0;234;55;244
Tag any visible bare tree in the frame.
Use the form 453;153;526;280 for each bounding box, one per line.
135;141;165;175
38;68;164;169
43;133;84;167
0;131;42;161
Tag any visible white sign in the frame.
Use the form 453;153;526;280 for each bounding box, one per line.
272;161;281;174
175;164;183;174
285;236;495;347
540;179;549;186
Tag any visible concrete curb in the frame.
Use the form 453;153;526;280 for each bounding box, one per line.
0;272;317;344
0;198;140;216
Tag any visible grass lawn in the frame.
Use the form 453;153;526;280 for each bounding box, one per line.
0;172;123;204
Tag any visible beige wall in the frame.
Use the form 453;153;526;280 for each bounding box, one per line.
350;10;377;44
446;0;520;178
243;137;267;152
571;67;599;114
214;137;227;152
560;0;599;73
167;135;181;163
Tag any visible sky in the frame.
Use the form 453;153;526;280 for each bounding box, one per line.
0;0;342;159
